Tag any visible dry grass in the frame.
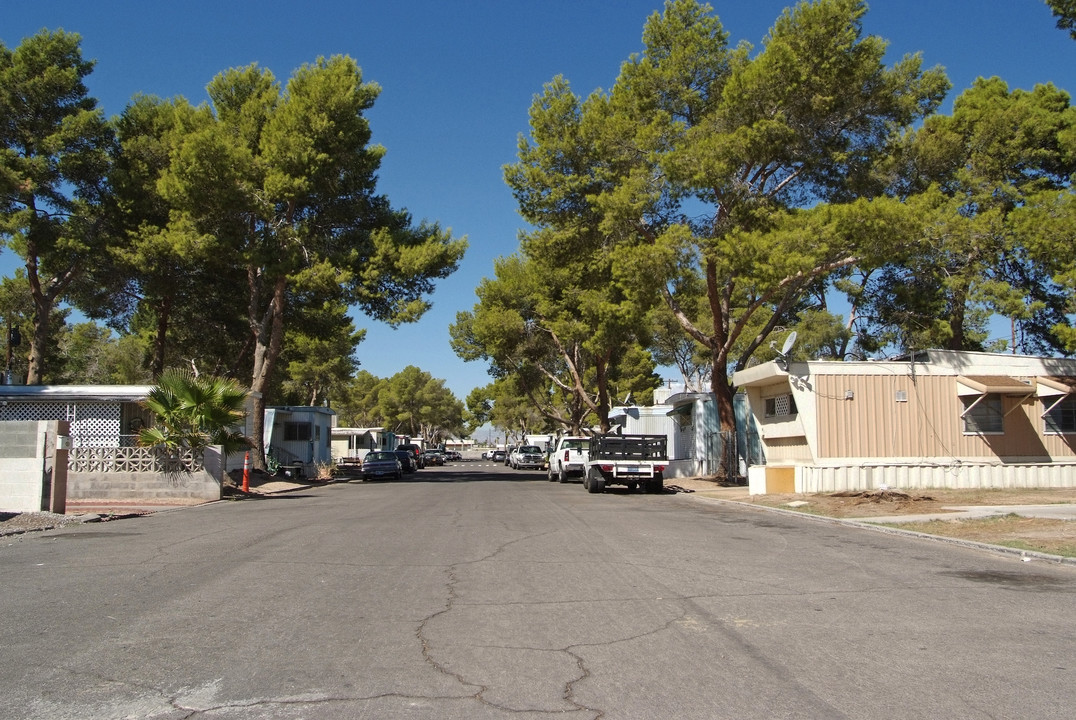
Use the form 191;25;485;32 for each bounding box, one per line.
884;514;1076;558
684;481;1076;558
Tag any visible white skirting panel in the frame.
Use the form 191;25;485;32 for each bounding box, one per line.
797;462;1076;493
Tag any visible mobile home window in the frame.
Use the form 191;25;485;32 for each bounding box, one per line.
284;421;312;441
1045;396;1076;434
962;394;1003;434
764;393;797;418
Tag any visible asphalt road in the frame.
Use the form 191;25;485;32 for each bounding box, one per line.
1;459;1073;719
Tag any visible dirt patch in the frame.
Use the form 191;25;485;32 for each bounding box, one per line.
747;487;1076;519
884;515;1076;558
682;481;1076;558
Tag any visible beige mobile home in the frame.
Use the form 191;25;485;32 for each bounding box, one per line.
732;350;1076;495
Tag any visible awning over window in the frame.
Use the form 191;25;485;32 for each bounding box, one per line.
955;375;1034;396
1034;376;1076;397
1035;376;1076;416
665;403;692;418
956;375;1076;417
956;375;1036;418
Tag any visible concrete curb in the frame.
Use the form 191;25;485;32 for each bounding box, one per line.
687;494;1076;568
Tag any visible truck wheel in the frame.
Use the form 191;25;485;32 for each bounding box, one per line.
586;468;605;494
558;468;567;483
645;478;663;494
548;466;557;481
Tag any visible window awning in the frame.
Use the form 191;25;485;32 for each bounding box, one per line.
663;392;709;418
1035;377;1076;417
665;403;692;418
956;376;1036;418
955;375;1034;396
956;375;1076;418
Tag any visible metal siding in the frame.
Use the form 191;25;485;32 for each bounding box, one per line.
764;437;812;463
818;374;928;458
816;373;1074;462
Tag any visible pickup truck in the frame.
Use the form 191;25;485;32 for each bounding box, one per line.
583;434;667;494
547;436;590;483
510;445;546;470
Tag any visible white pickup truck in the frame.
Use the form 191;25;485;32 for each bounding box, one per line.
583;434;668;494
510;444;546;470
547;436;590;483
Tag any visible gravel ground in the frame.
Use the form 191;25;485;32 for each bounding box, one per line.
0;511;102;536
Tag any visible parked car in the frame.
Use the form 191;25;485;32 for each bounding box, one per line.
361;451;402;481
396;443;425;469
423;449;445;466
490;449;506;463
393;450;418;473
445;450;462;461
510;445;545;470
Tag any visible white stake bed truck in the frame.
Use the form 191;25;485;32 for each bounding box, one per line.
583;434;668;494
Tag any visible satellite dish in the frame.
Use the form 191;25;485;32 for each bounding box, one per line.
780;331;797;357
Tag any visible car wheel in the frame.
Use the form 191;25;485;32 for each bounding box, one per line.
558;467;567;483
586;468;605;494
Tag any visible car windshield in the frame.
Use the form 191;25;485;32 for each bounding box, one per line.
520;446;541;453
563;440;585;449
367;453;391;461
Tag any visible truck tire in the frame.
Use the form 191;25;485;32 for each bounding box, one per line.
586;468;605;494
548;465;557;481
645;473;664;494
558;468;567;483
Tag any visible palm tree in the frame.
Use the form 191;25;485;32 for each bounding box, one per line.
138;368;251;459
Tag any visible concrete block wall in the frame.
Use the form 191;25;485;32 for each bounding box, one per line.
66;468;221;503
0;420;67;513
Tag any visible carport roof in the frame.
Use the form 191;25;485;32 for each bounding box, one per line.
0;384;153;402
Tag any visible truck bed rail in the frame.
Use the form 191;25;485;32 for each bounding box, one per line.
589;434;668;462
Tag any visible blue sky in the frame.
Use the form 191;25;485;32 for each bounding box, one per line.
4;1;1075;401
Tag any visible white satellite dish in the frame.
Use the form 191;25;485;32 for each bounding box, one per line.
772;330;797;369
780;331;797;357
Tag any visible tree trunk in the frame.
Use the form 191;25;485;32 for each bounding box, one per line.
150;295;173;380
26;291;50;386
710;364;737;479
947;284;968;351
248;274;288;471
595;354;611;433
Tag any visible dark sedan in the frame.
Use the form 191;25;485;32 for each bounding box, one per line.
361;451;402;481
393;450;418;473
